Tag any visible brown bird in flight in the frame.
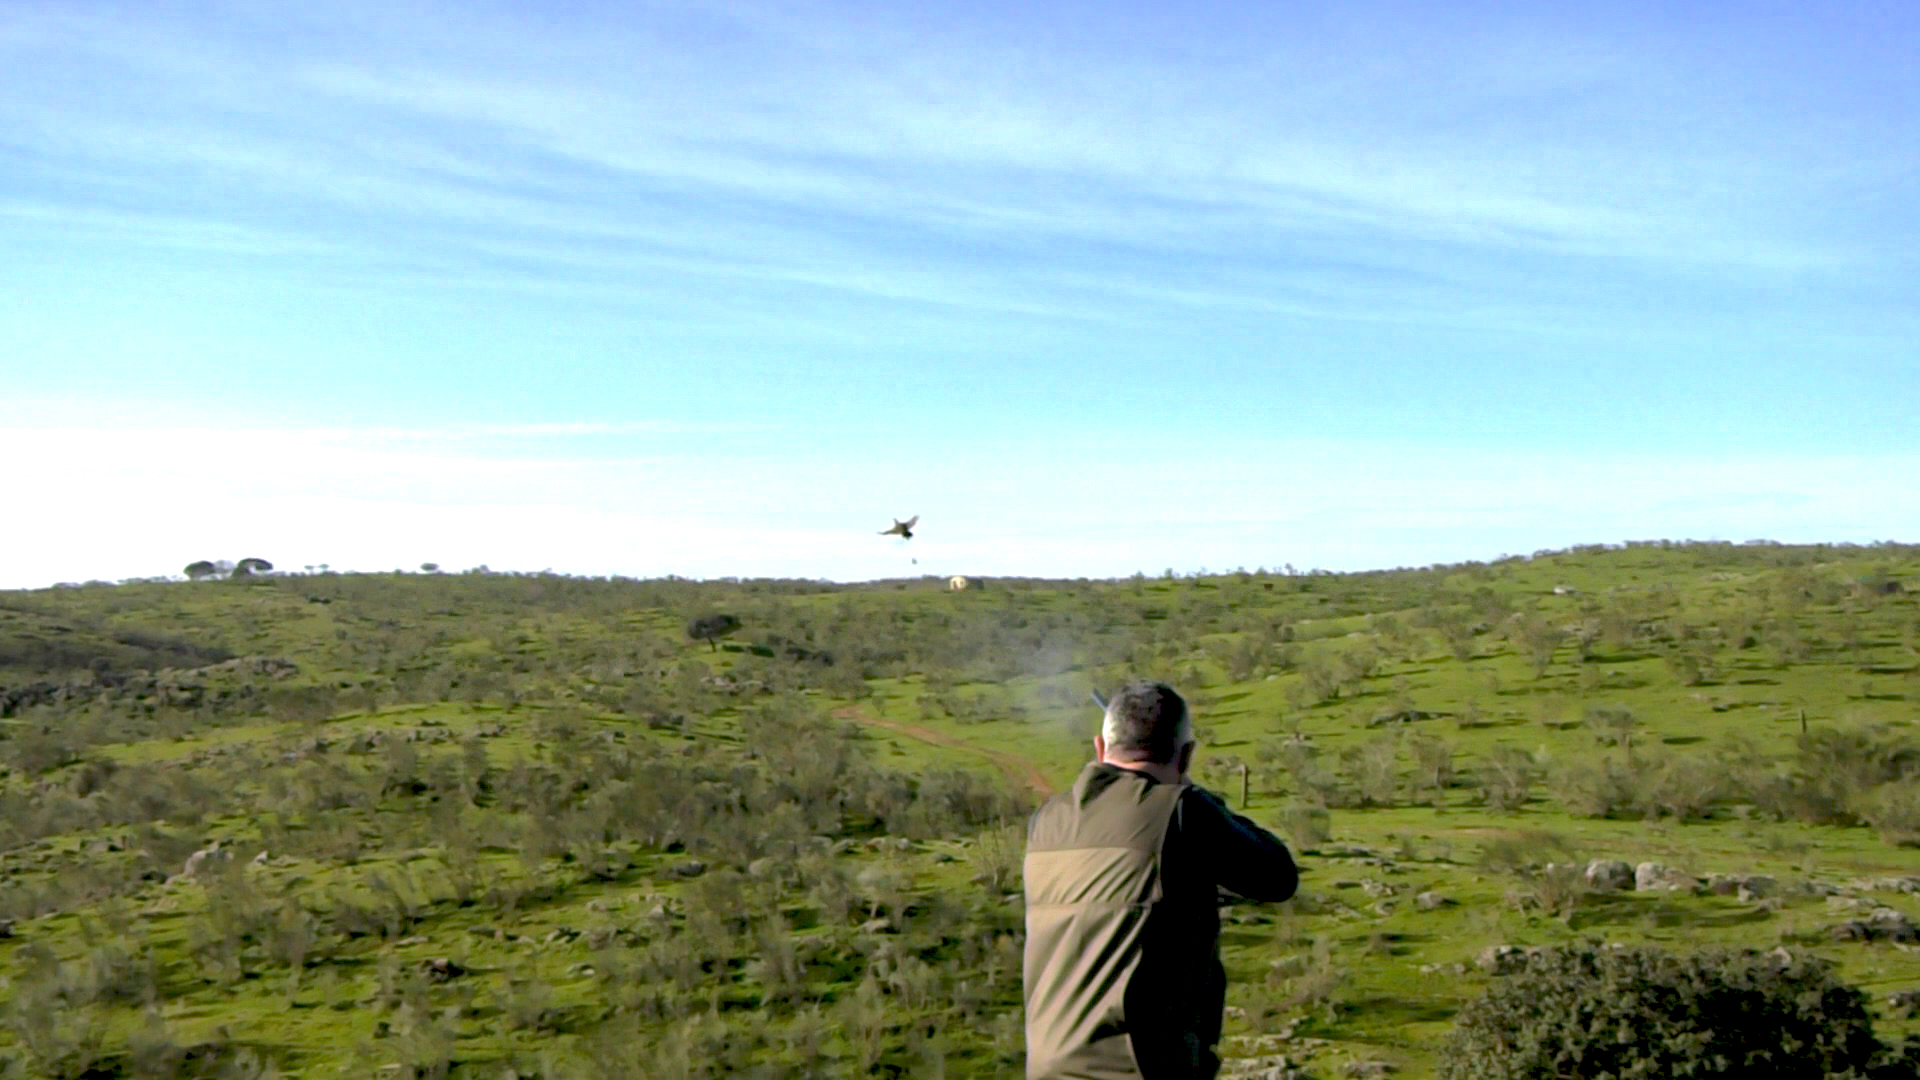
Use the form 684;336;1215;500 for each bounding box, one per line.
879;515;919;539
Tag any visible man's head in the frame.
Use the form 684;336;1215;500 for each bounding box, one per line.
1096;681;1195;781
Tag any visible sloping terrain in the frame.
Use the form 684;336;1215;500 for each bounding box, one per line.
1;542;1916;1077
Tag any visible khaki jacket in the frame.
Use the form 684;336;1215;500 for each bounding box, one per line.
1023;764;1297;1079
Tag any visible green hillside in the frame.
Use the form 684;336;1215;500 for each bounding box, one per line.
2;540;1918;1078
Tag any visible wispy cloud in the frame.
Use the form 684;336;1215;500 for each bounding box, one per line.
2;0;1883;327
4;0;1915;586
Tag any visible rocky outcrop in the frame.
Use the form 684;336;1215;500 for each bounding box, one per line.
1830;908;1919;944
1584;859;1634;892
1635;862;1699;893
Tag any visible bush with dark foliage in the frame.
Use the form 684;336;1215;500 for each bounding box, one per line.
1439;942;1919;1080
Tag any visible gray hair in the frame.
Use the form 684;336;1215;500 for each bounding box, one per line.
1101;681;1192;763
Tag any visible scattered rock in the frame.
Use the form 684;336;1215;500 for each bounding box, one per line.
1367;709;1444;728
1634;862;1698;892
1888;989;1920;1017
1825;910;1914;944
1476;944;1541;975
1414;891;1453;911
1870;908;1920;943
1633;861;1666;890
1584;859;1634;892
1218;1054;1311;1080
670;860;707;879
1703;873;1777;900
1346;1061;1396;1078
173;842;229;883
1848;876;1920;895
1226;1033;1291;1054
1360;880;1396;898
0;919;13;940
420;958;466;983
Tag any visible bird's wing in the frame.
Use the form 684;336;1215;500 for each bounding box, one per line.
903;515;919;529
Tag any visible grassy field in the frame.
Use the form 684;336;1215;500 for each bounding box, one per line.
2;540;1917;1077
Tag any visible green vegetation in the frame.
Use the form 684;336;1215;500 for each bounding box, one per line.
2;540;1918;1077
1439;942;1916;1079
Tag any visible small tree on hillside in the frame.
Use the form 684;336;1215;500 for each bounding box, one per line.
1408;733;1454;806
686;614;742;652
184;560;218;581
1512;615;1564;679
1586;705;1640;766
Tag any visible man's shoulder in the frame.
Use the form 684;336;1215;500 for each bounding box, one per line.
1028;766;1183;845
1176;783;1230;817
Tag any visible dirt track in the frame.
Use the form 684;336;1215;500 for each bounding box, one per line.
834;707;1058;800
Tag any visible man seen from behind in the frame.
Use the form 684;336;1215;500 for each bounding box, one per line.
1023;681;1299;1079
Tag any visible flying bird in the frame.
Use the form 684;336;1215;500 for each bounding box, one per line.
879;515;919;539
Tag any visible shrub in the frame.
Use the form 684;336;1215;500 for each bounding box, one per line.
1475;830;1573;876
1550;756;1638;818
1337;735;1399;808
1777;725;1920;826
1637;751;1725;821
1439;942;1906;1080
1519;862;1589;923
1852;778;1920;847
1478;746;1539;811
1584;704;1640;762
1274;805;1331;851
1407;732;1454;806
964;823;1025;894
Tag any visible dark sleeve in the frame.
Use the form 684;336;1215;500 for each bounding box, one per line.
1180;786;1299;902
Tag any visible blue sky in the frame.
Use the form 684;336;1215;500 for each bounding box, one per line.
3;0;1917;587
